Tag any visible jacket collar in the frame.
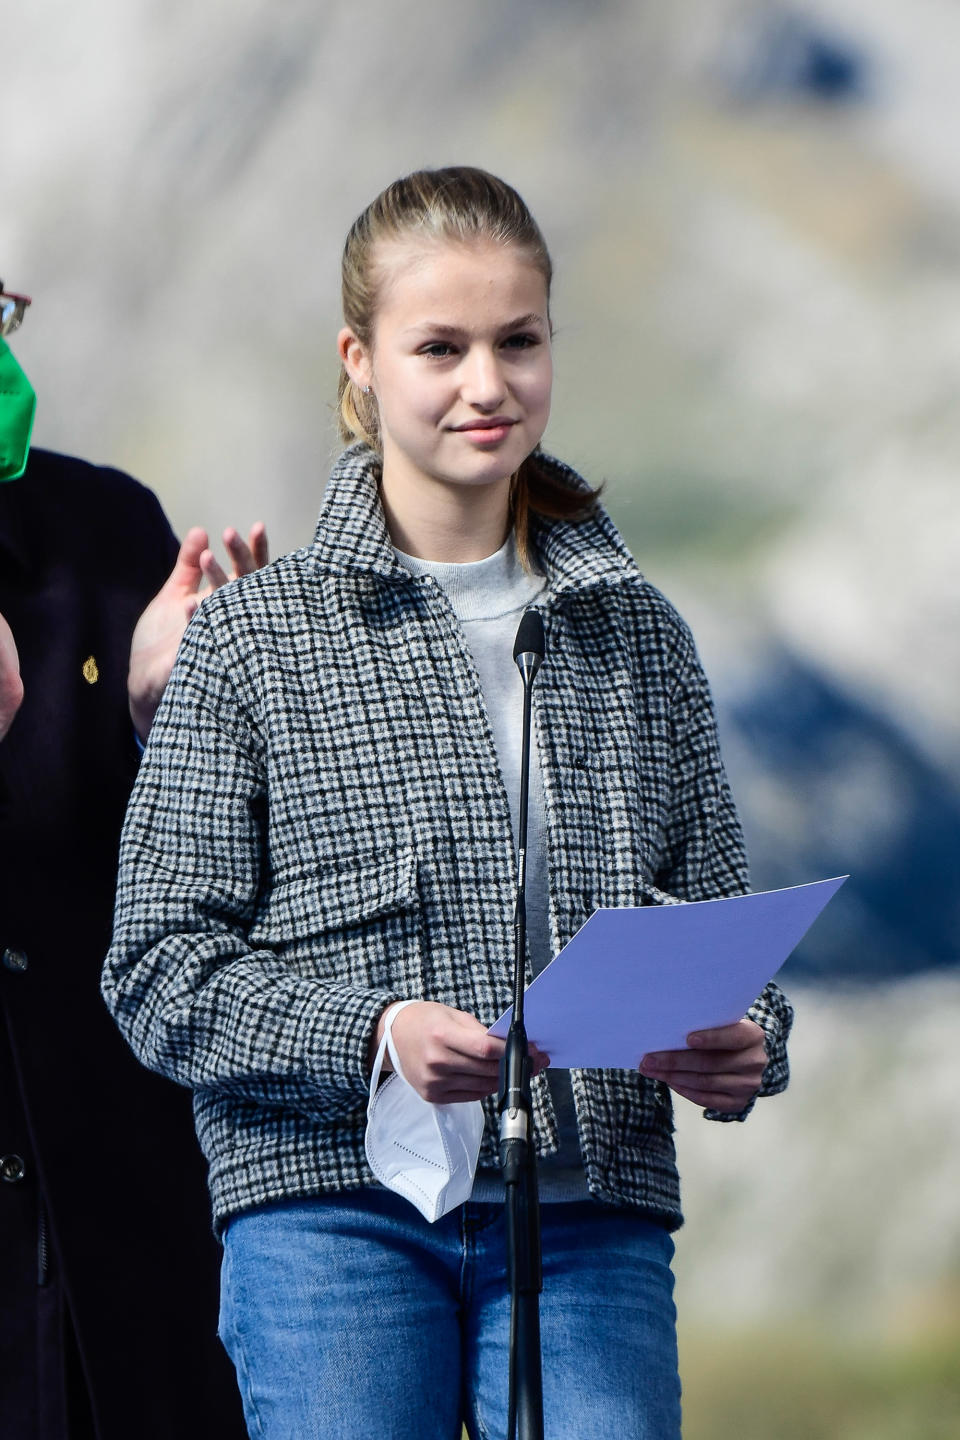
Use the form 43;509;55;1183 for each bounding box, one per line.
527;451;642;596
309;444;643;596
310;444;407;583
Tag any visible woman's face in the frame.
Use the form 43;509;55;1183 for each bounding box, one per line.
342;237;553;501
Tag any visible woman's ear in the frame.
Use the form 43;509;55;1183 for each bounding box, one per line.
338;327;372;391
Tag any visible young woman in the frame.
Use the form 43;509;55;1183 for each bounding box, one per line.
104;167;792;1440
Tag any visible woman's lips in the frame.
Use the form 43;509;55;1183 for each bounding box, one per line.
453;419;517;444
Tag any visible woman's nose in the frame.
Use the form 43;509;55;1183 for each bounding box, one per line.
460;347;506;409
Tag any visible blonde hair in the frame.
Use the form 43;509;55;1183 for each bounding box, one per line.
337;166;599;557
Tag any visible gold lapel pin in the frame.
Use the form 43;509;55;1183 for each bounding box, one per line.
82;655;99;685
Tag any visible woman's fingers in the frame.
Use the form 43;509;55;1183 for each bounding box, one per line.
196;525;271;600
199;549;229;591
385;1002;502;1101
686;1019;765;1053
248;521;269;570
660;1081;751;1112
529;1044;551;1075
640;1048;763;1078
375;1002;550;1104
221;523;269;578
639;1017;767;1112
640;1063;760;1111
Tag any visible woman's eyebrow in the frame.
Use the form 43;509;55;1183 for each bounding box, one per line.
506;313;548;331
403;322;464;337
403;313;548;337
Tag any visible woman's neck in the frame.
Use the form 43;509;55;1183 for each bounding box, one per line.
379;467;512;563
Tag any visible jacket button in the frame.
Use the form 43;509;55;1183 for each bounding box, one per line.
0;1154;25;1183
2;947;28;973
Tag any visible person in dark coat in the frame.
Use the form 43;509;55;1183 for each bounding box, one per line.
0;282;260;1438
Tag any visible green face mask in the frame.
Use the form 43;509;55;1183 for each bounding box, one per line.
0;338;37;482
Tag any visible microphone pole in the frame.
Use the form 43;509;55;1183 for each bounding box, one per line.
498;607;545;1440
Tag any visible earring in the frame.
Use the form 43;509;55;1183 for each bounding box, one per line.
361;385;372;396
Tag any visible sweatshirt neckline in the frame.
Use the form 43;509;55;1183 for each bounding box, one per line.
393;531;545;622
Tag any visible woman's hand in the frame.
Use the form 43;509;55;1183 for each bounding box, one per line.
370;1000;549;1105
128;523;269;741
639;1018;767;1114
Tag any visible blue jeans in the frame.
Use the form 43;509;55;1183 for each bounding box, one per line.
219;1188;681;1440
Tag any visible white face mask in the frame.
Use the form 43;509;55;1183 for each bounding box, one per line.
365;1000;485;1223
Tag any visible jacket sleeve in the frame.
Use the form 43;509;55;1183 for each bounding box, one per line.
101;605;403;1121
658;623;794;1121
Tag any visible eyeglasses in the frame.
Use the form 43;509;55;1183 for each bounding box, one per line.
0;284;32;338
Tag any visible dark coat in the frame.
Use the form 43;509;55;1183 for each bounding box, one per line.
0;449;246;1438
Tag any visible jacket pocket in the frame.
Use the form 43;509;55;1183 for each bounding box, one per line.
247;845;424;995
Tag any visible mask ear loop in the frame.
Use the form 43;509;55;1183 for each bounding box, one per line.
367;999;418;1111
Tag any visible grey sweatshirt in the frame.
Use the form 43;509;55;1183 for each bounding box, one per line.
394;533;587;1201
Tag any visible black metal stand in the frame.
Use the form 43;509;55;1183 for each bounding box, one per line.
498;610;545;1440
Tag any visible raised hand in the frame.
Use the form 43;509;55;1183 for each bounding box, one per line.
370;1000;550;1105
639;1017;767;1114
0;611;23;741
128;522;268;742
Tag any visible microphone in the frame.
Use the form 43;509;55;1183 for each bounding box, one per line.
512;608;544;684
499;605;547;1440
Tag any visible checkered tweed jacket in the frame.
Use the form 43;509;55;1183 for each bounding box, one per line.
104;444;792;1235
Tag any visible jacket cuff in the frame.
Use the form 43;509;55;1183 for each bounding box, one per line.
304;984;406;1110
703;979;794;1124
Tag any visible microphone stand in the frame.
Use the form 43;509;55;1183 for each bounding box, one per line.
498;608;546;1440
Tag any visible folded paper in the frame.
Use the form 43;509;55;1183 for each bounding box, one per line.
489;877;846;1067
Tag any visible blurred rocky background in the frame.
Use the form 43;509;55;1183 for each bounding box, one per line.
4;1;959;1434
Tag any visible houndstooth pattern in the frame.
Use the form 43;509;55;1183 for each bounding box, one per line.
103;444;792;1234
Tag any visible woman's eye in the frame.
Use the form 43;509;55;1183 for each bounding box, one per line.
503;333;538;350
420;342;455;358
